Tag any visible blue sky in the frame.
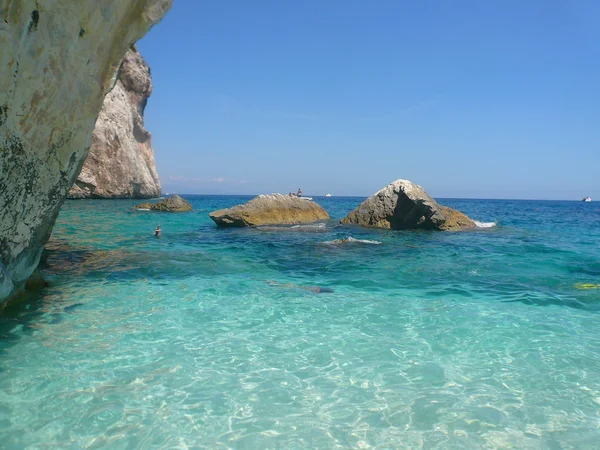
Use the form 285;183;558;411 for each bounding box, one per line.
138;0;600;199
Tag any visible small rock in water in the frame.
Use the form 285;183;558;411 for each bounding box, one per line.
63;303;85;313
135;195;192;212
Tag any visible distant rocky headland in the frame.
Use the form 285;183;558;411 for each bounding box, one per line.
68;46;161;199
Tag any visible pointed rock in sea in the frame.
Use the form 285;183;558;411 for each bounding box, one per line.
341;179;475;231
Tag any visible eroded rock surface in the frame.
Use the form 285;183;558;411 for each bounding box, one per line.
68;47;161;199
209;194;330;227
341;179;476;231
0;0;172;303
135;195;192;212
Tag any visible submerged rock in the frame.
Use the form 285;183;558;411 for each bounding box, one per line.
341;180;476;231
0;269;47;310
68;46;161;199
135;195;192;212
266;280;334;294
209;194;330;227
0;0;172;303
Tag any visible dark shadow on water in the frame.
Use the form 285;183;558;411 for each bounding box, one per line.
4;219;600;356
0;236;217;354
40;236;226;282
0;286;85;369
499;295;599;311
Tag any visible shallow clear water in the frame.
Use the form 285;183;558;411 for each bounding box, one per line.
2;196;600;449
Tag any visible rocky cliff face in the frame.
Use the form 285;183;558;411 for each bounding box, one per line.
0;0;172;303
68;47;161;199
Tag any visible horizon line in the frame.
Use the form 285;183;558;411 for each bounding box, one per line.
161;193;595;202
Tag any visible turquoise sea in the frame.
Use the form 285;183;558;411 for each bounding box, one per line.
1;196;600;449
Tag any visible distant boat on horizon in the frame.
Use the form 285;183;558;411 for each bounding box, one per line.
325;193;332;197
583;196;592;202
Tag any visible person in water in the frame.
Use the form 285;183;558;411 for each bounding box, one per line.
154;225;161;237
297;188;302;197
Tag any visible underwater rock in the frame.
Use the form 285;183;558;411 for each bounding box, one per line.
1;270;47;310
68;46;161;199
209;194;330;227
135;195;192;212
341;179;476;231
266;280;334;294
0;0;172;303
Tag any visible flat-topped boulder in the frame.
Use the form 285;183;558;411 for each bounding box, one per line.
209;194;330;227
341;179;476;231
135;195;192;212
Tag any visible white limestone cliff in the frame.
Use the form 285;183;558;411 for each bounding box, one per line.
68;47;161;199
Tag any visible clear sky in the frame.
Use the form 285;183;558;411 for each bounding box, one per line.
137;0;600;199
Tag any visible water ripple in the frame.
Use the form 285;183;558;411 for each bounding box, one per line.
2;197;600;448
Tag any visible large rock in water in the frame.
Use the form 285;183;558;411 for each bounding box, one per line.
135;195;192;212
0;0;172;304
341;180;476;231
209;194;330;227
68;46;161;199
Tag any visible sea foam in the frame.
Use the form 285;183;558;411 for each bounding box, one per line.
474;220;497;228
257;223;327;232
323;236;382;245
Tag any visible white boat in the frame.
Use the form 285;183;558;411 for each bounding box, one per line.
583;197;592;202
325;193;332;197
